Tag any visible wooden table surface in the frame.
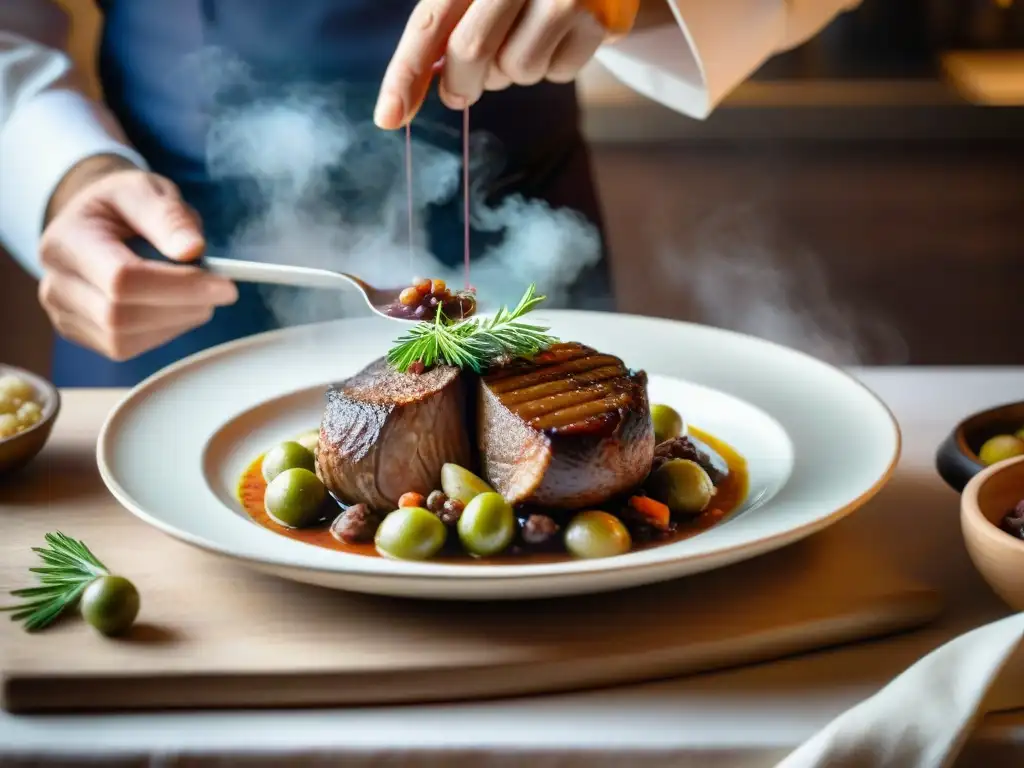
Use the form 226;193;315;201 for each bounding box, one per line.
0;369;1021;768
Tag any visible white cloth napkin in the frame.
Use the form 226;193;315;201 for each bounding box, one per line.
778;613;1024;768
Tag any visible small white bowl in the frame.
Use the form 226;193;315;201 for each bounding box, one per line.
961;454;1024;611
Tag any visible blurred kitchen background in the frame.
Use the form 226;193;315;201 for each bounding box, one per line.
3;0;1024;373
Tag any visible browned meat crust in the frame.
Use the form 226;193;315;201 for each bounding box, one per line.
316;358;472;512
477;342;655;509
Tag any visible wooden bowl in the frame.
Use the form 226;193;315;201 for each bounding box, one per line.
936;400;1024;492
961;454;1024;611
0;365;60;476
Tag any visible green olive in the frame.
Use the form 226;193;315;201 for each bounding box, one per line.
979;435;1024;467
440;463;494;505
264;468;326;528
1015;427;1024;443
295;429;320;453
457;492;515;557
646;459;715;514
650;404;684;444
262;441;315;483
80;575;140;637
375;507;447;560
564;511;632;559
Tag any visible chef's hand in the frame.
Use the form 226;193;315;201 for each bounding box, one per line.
38;154;238;362
375;0;639;129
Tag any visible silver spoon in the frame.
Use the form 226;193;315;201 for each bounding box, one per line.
126;238;477;323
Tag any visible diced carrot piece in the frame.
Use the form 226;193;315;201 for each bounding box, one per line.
414;278;432;294
398;492;426;508
431;279;447;295
628;496;671;530
399;287;421;306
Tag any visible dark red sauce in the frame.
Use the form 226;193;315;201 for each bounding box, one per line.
393;106;473;319
238;427;748;564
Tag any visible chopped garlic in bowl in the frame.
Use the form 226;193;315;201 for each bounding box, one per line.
0;374;46;440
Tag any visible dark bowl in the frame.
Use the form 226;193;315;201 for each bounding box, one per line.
936;400;1024;493
0;365;61;476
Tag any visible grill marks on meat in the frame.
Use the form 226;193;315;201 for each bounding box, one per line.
478;342;655;509
315;341;658;515
316;359;471;513
484;344;638;434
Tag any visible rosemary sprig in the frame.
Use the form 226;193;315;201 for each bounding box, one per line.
387;284;557;373
2;532;110;632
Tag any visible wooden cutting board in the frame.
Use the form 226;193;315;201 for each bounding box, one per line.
0;390;941;714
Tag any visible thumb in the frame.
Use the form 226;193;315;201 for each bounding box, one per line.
105;172;206;262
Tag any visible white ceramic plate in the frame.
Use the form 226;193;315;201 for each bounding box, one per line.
97;311;899;600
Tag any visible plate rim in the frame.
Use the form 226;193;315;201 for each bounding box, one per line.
96;311;902;583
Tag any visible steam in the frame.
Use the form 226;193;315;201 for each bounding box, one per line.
189;49;895;365
660;205;907;366
198;51;601;327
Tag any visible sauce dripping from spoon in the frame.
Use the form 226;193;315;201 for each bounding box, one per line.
405;122;414;273
403;103;472;292
388;104;478;323
463;106;471;290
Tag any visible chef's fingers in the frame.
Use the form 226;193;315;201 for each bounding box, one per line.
376;0;474;129
44;307;117;361
546;12;605;83
497;0;579;86
90;314;212;363
39;228;237;308
116;316;215;361
40;271;217;334
41;277;216;362
43;294;213;363
441;0;526;108
484;65;513;91
97;170;206;264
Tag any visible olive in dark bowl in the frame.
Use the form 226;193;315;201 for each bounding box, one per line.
936;401;1024;494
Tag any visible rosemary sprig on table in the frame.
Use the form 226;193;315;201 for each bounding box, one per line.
1;532;110;632
387;284;557;373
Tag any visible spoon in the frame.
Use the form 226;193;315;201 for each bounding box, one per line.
126;238;468;323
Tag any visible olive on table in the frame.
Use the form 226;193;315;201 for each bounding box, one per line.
375;507;447;560
80;575;140;637
440;463;494;505
564;511;631;559
978;435;1024;467
264;468;326;528
646;458;715;515
262;441;315;483
457;492;515;557
295;430;320;453
650;404;684;445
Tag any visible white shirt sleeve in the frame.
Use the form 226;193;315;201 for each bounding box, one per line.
595;0;861;120
0;1;147;278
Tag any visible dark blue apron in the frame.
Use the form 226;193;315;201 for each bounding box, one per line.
53;0;611;387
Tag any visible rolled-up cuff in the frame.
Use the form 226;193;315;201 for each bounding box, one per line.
595;0;787;119
0;89;147;278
